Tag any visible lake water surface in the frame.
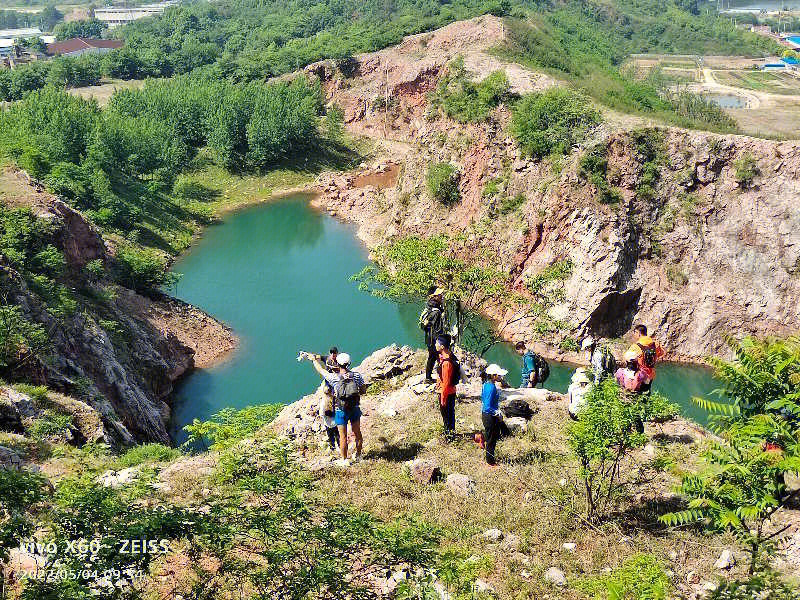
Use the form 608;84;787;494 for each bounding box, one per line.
169;196;718;442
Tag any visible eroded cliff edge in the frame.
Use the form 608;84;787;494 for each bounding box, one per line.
1;167;236;444
300;16;800;362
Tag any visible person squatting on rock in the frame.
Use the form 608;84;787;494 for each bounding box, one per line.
481;364;508;466
303;352;366;463
435;334;460;441
420;287;449;383
318;381;340;452
626;324;664;393
567;368;593;420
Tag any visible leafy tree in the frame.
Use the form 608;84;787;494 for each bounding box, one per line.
53;18;106;41
353;235;508;354
37;3;63;31
661;337;800;574
511;87;601;159
0;302;49;371
184;403;285;450
568;378;675;521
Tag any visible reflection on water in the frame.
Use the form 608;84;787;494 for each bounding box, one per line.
169;196;717;442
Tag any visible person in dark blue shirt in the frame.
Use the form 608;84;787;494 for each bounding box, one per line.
481;363;507;466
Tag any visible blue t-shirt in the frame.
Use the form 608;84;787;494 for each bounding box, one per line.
481;381;500;415
520;351;536;387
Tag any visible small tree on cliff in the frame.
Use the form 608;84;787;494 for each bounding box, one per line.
353;235;508;355
661;337;800;575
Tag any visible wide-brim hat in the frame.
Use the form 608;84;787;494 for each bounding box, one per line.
486;363;508;377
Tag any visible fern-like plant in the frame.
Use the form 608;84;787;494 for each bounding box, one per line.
661;336;800;574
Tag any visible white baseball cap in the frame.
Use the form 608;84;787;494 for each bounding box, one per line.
336;353;351;366
581;336;595;351
485;364;508;377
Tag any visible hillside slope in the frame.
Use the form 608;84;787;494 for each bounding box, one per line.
0;167;235;444
299;15;800;362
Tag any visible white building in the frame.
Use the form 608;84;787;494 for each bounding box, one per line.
94;1;179;29
0;27;43;57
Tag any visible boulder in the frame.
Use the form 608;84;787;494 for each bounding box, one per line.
2;388;36;418
544;567;567;586
482;528;504;542
96;466;140;489
0;446;23;470
355;344;416;383
0;400;24;435
501;533;521;551
562;542;577;553
505;417;528;435
409;458;441;484
446;473;476;497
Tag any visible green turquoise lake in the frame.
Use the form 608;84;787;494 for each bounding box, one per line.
168;195;718;442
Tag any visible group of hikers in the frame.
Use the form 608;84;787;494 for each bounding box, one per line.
300;287;664;467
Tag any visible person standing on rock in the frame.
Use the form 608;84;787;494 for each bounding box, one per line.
420;287;448;383
435;334;460;441
626;325;664;393
324;346;340;372
516;341;538;388
481;364;507;466
582;336;616;383
304;352;366;463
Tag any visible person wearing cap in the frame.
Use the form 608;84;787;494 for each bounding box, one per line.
435;334;458;441
481;363;507;465
626;324;664;392
420;287;449;383
567;368;593;419
615;351;647;393
305;352;366;462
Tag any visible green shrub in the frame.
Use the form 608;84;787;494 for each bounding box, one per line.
184;403;285;451
733;152;759;188
29;409;73;440
429;57;511;123
118;443;182;467
115;245;180;293
0;305;48;372
575;553;671;600
0;469;48;561
498;193;526;215
580;145;622;204
426;162;460;206
568;378;662;521
665;265;688;286
13;383;49;403
510;87;601;159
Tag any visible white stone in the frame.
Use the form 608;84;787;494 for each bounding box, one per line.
446;473;476;497
96;467;139;489
559;478;567;487
544;567;566;586
714;549;735;570
474;579;495;594
562;542;577;552
483;528;504;542
502;533;521;551
506;417;528;435
643;443;656;458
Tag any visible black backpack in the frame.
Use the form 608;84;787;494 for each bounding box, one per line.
535;355;550;385
503;398;533;420
598;346;617;377
638;343;657;368
334;375;361;411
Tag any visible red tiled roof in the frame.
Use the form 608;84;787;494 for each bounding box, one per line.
45;38;123;56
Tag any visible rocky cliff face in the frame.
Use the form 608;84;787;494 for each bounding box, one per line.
1;168;235;444
303;16;800;362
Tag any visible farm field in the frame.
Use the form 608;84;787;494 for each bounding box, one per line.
713;69;800;94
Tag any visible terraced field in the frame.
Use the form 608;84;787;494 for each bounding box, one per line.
713;69;800;94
